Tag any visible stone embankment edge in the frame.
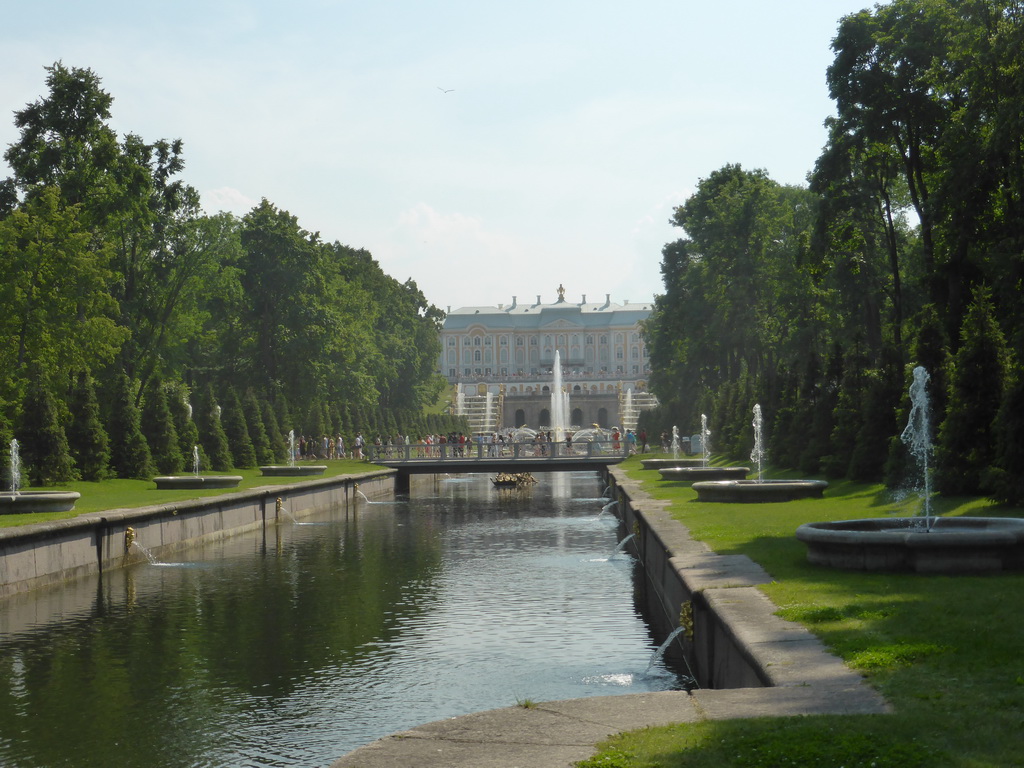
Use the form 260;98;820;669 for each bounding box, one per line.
0;469;395;598
329;466;889;768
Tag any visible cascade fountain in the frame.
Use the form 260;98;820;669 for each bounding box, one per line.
656;415;749;482
154;431;243;491
260;429;327;477
0;438;81;514
691;405;827;501
796;366;1024;572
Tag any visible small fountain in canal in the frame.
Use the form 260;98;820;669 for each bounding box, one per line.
153;427;243;491
640;425;705;471
0;438;81;514
690;404;827;501
796;365;1024;572
260;429;327;477
656;415;748;482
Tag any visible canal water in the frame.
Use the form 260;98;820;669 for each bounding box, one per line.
0;471;681;768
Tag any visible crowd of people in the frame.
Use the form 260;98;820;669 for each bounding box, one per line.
289;427;652;462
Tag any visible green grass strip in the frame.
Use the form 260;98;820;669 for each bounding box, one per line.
0;459;379;527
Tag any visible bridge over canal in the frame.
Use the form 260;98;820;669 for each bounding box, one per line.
368;440;629;491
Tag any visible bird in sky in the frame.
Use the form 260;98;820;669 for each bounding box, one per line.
437;86;454;93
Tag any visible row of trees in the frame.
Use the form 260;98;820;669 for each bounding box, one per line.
1;63;457;486
641;0;1024;504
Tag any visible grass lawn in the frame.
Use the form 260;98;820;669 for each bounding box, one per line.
0;459;380;528
578;456;1024;768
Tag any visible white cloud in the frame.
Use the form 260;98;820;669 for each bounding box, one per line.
202;187;260;217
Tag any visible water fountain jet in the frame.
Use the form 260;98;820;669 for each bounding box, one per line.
260;429;327;477
691;405;827;502
154;443;243;489
796;366;1024;572
0;439;81;514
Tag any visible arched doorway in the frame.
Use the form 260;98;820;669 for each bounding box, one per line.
571;407;583;427
539;409;551;428
514;408;526;427
597;408;609;428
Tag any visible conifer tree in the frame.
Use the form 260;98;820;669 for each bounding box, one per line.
261;398;288;463
272;384;293;439
67;371;111;481
935;288;1008;496
141;376;183;475
306;400;327;440
0;406;17;491
107;373;154;479
989;365;1024;504
18;381;76;485
167;381;205;471
243;388;273;465
195;384;233;471
222;387;256;469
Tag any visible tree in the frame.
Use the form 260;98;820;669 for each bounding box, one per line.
220;388;256;469
166;380;203;472
141;376;183;474
243;388;273;466
195;384;231;471
0;187;127;385
935;288;1008;496
107;373;154;480
18;379;76;485
67;371;111;481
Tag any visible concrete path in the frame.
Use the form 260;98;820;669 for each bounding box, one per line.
330;684;887;768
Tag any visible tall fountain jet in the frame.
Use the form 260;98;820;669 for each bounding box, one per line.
550;350;570;442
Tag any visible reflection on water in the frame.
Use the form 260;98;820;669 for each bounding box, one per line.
0;471;679;768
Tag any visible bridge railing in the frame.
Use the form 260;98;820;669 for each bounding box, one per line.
366;439;631;462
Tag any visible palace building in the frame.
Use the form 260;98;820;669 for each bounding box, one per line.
438;286;657;433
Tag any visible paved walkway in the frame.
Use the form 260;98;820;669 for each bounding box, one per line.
330;684;886;768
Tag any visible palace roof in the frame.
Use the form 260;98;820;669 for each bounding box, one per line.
443;294;653;331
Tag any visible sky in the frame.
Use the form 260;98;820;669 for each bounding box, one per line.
1;0;880;313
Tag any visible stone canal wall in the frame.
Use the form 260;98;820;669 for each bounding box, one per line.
0;470;395;599
606;466;878;694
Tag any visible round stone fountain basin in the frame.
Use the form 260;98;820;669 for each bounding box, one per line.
640;458;704;471
795;517;1024;573
259;465;328;477
153;476;243;490
659;466;750;483
692;478;828;503
0;491;81;514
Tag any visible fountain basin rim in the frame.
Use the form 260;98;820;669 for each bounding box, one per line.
153;476;244;490
796;517;1024;547
692;478;828;503
0;491;82;514
259;465;328;477
639;458;704;470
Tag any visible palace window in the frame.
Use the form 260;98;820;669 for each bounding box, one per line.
474;337;481;346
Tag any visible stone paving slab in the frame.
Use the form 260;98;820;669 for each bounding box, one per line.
330;686;888;768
